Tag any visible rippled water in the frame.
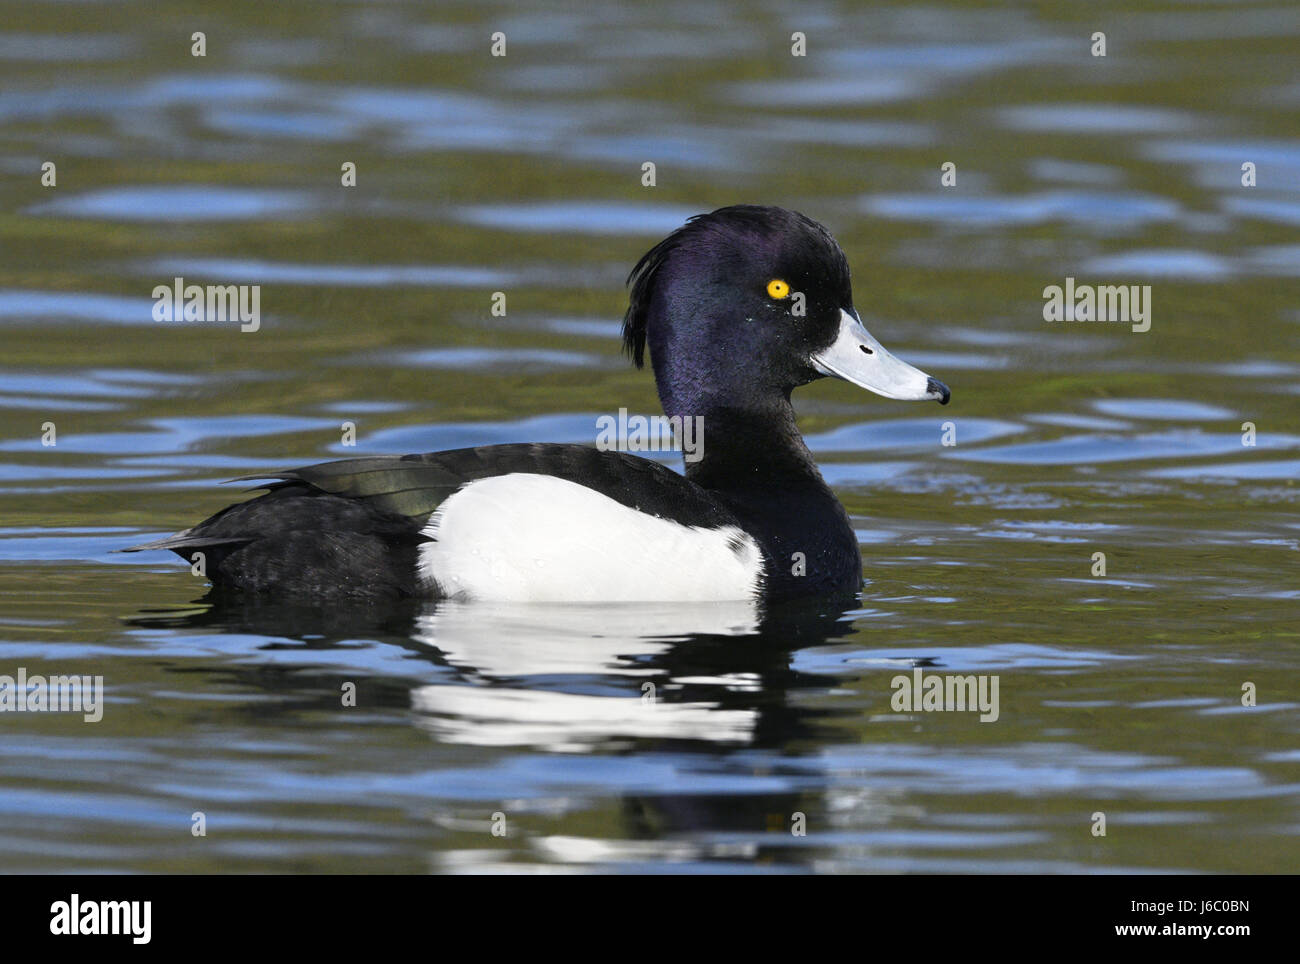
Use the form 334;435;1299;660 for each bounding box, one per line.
1;1;1297;873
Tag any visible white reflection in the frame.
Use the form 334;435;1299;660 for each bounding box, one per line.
412;599;760;678
409;599;762;751
411;686;756;751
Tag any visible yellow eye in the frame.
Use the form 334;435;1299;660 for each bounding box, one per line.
766;279;790;299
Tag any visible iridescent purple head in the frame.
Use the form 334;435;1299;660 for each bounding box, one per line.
622;205;948;417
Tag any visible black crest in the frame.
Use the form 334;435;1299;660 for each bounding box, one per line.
622;223;686;368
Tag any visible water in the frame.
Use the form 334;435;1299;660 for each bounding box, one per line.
1;0;1297;873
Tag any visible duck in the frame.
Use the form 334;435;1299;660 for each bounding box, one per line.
124;205;949;603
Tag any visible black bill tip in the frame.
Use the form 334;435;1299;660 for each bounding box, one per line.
927;377;951;405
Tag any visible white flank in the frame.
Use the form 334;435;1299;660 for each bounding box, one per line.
417;473;764;602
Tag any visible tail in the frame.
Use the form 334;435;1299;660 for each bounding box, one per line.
115;528;252;555
115;484;425;599
117;477;283;555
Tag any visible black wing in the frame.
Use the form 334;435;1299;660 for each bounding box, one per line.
260;443;738;528
122;444;739;598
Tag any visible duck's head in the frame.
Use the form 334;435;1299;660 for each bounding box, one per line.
623;205;949;415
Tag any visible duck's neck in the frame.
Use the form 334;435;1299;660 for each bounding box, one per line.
658;381;862;599
660;389;826;492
